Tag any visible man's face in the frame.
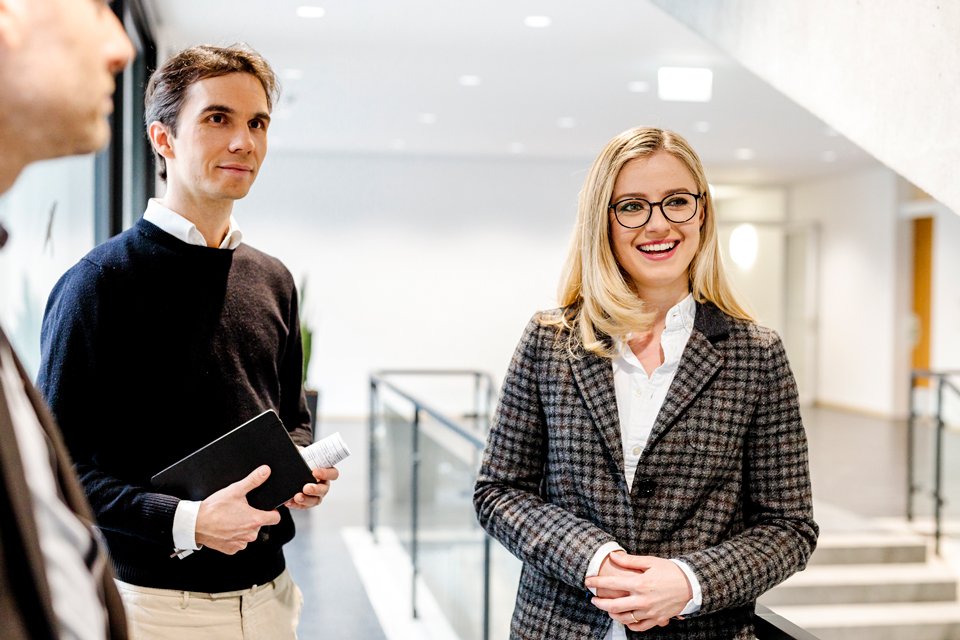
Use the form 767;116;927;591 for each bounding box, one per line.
160;73;271;206
12;0;133;156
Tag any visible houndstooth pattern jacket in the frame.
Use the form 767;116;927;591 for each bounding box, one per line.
474;302;818;639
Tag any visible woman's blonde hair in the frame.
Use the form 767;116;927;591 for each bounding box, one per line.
550;126;753;356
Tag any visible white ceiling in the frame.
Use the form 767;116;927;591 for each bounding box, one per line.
142;0;879;187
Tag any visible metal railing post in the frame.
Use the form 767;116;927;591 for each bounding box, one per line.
411;407;421;618
907;371;916;522
368;378;378;540
934;376;945;555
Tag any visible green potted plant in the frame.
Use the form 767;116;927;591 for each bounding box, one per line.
299;276;319;436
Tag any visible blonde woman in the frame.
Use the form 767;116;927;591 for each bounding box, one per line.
474;127;817;639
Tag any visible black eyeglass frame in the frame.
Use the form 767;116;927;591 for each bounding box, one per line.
608;191;705;229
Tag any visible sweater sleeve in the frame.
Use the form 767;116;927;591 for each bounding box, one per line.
38;260;179;545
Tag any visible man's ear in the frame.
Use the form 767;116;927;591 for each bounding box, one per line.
0;0;27;49
148;121;175;161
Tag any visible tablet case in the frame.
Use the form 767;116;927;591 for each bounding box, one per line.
150;409;315;511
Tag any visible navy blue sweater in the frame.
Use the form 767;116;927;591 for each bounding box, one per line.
37;218;311;592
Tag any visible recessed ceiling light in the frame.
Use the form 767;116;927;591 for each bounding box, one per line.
296;6;325;18
657;66;713;102
524;15;551;28
821;150;838;163
509;142;525;154
283;69;304;80
459;75;481;87
694;120;711;133
627;80;650;93
734;148;755;160
418;113;437;125
557;116;576;129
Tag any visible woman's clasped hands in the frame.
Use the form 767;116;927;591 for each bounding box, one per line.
585;551;692;633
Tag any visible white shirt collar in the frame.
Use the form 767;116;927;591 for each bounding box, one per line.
143;198;243;249
614;293;696;370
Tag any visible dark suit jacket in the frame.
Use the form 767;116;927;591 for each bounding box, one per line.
474;303;818;639
0;329;128;640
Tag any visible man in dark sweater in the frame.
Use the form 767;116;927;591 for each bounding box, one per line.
37;44;337;640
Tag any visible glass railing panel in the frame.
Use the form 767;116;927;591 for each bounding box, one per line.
414;412;486;640
372;397;414;537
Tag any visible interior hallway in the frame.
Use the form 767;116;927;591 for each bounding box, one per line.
284;404;960;639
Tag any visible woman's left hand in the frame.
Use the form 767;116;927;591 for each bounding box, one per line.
584;552;691;632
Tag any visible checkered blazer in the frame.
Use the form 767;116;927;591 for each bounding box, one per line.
474;302;818;639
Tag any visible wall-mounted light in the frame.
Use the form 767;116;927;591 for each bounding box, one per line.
729;223;758;270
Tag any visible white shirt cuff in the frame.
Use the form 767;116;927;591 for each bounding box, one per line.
585;541;625;596
670;559;702;615
173;500;202;551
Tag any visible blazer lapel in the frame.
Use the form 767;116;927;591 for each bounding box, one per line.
569;346;626;479
646;302;728;450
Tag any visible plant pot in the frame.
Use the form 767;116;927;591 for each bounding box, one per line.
305;388;320;440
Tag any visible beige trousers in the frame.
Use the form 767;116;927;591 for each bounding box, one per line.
115;568;303;640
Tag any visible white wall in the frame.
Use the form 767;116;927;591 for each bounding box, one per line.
0;156;97;377
931;208;960;374
789;166;903;416
235;151;588;418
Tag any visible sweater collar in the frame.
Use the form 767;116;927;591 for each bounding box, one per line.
143;199;243;250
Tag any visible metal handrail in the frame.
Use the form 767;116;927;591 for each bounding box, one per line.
755;605;822;640
368;369;817;640
908;369;960;554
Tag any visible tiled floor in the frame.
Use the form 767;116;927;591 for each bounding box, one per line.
286;405;960;639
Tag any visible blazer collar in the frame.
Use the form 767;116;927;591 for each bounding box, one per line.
570;344;627;481
646;302;728;450
569;302;730;481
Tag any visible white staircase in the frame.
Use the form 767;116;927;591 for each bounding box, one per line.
761;529;960;639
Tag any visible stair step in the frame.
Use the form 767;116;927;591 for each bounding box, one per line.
809;532;929;565
759;562;957;605
767;602;960;640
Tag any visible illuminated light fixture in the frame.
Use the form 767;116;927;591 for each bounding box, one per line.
657;66;713;102
627;80;650;93
729;224;758;270
524;15;551;28
509;142;525;154
821;150;838;163
557;116;576;129
694;120;711;133
282;69;304;80
296;6;325;18
459;75;481;87
734;147;755;161
418;113;437;125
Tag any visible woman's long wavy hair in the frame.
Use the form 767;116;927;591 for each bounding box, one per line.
548;126;754;357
